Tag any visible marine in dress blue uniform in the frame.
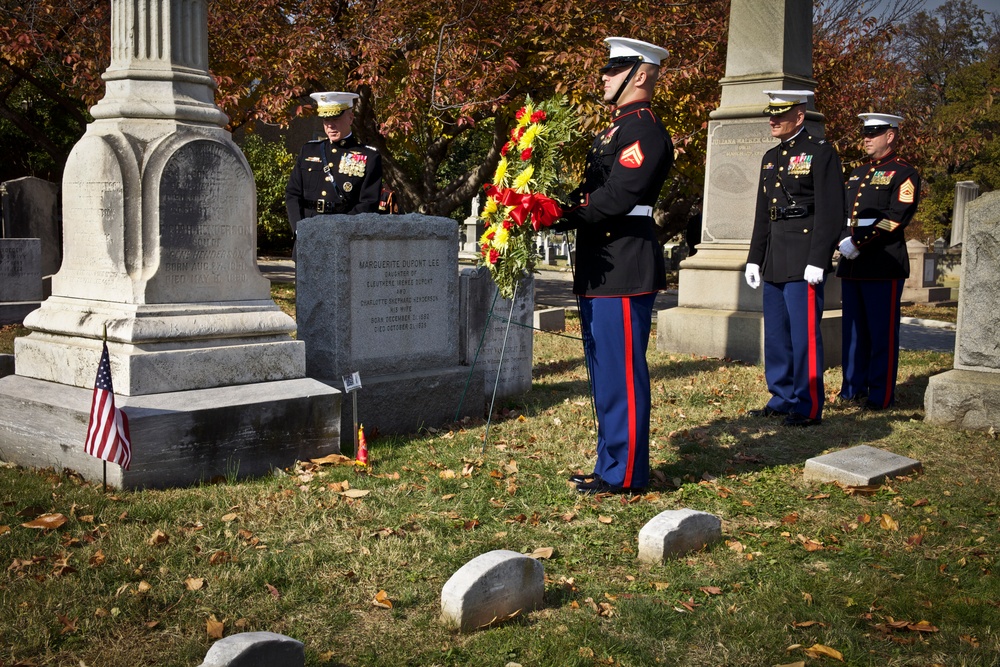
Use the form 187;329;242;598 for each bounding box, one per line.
285;92;383;238
745;91;845;427
835;113;920;410
555;37;673;494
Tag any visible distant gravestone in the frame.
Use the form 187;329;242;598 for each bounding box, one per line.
461;195;484;257
950;181;979;248
0;238;43;325
1;176;61;276
297;213;484;439
925;191;1000;430
459;266;534;401
902;239;950;303
638;509;722;564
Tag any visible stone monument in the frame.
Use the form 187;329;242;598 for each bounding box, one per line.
0;0;339;488
459;266;534;402
657;0;841;365
460;195;484;259
902;239;950;303
295;213;484;442
925;191;1000;431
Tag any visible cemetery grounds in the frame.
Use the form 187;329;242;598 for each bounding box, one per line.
0;293;997;666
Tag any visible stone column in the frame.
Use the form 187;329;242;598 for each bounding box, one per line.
657;0;841;365
925;191;1000;430
0;0;340;488
950;181;978;248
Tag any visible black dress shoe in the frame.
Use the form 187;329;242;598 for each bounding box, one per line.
860;401;887;412
838;393;868;405
568;472;599;484
747;406;786;418
575;479;644;495
784;412;821;427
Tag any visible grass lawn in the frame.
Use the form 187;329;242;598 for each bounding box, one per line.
1;300;995;666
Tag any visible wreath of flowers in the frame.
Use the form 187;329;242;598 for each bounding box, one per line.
478;96;577;299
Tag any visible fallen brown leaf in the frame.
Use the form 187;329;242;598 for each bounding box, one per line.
310;453;353;466
372;590;392;609
529;547;555;560
185;577;205;591
699;586;723;595
57;613;77;634
266;582;280;599
880;514;899;531
341;489;371;498
147;529;169;546
802;643;843;660
598;515;613;524
21;513;68;530
206;615;224;639
220;513;238;523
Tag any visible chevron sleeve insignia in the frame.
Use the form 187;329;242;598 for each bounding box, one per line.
875;219;901;232
898;178;915;204
619;141;645;168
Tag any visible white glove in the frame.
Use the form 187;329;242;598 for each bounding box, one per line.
804;264;825;285
744;263;761;289
838;237;860;260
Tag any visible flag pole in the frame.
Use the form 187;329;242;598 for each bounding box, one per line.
102;323;108;494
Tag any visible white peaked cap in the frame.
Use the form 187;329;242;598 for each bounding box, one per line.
859;113;904;127
603;37;669;67
762;90;814;115
310;91;359;117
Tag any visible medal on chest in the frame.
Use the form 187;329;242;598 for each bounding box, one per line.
870;170;896;186
339;152;368;177
787;154;813;176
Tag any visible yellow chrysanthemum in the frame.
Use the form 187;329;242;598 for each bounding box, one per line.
518;123;541;152
517;103;534;127
493;226;510;249
512;165;534;192
480;224;499;248
480;196;499;219
493;157;509;186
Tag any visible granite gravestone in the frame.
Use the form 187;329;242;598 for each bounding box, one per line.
459;266;534;402
0;239;43;325
902;239;950;303
925;191;1000;431
1;176;61;277
0;0;339;489
657;0;842;366
296;213;484;439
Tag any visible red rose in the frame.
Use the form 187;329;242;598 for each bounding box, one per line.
503;220;512;229
520;147;533;161
530;110;546;123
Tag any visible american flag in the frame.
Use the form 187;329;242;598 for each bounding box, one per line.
84;341;132;470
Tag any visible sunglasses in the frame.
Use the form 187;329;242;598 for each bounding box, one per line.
861;125;892;138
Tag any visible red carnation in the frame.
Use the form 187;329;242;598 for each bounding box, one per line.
503;220;512;230
530;110;546;123
515;107;526;121
520;147;533;161
489;249;499;264
501;142;511;156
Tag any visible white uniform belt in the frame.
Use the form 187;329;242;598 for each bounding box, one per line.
627;205;653;217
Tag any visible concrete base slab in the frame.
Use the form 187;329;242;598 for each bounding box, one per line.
902;286;952;303
803;445;922;486
321;365;484;446
925;368;1000;431
0;302;40;326
657;306;842;368
0;375;340;489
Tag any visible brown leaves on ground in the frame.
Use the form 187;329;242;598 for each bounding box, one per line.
372;590;392;609
528;546;554;560
184;577;206;591
147;529;169;546
801;643;843;660
874;617;940;634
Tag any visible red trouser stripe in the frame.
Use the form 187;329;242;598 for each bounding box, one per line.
807;283;820;419
882;279;900;408
622;298;636;487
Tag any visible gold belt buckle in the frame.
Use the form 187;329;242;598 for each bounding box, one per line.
316;199;326;213
769;206;778;221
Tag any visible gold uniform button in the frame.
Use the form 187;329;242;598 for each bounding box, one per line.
606;232;611;237
772;198;778;203
321;191;327;196
803;228;809;233
779;167;785;171
782;151;788;156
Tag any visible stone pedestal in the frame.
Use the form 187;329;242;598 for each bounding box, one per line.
656;0;841;365
0;0;339;488
296;214;484;442
925;191;1000;431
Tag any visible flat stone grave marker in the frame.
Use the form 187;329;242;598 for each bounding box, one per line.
803;445;922;486
441;549;544;632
